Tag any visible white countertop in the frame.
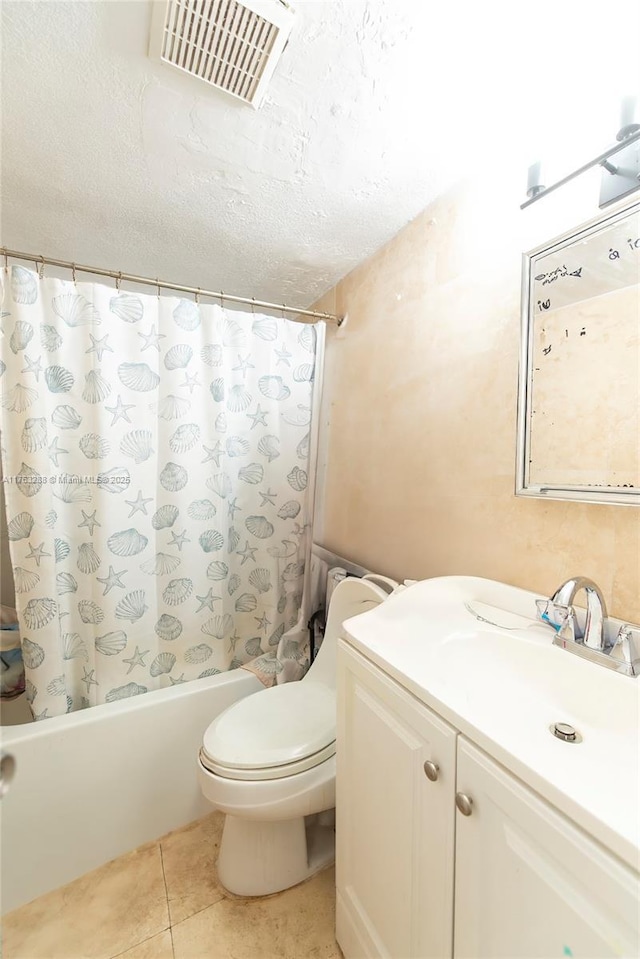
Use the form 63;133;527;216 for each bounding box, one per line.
342;575;640;873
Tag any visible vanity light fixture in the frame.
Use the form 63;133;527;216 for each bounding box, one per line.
526;161;545;198
522;96;640;210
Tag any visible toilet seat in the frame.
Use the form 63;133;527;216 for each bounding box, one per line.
199;742;335;780
200;681;335;781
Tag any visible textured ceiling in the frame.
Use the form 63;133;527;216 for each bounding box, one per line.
1;0;639;309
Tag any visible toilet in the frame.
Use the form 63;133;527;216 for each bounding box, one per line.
197;573;397;896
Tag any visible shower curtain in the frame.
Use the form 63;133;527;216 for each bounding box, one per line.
0;265;322;720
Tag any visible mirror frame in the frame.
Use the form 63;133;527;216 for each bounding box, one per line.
515;198;640;507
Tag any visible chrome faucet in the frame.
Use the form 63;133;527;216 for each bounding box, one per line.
549;576;609;651
536;576;639;677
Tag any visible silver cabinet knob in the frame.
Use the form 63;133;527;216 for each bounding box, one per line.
0;753;16;798
455;792;473;816
423;760;439;782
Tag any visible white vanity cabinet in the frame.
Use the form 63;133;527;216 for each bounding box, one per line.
336;642;457;959
337;641;640;959
454;737;639;959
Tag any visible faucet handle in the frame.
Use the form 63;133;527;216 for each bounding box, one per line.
613;624;640;674
615;624;633;646
557;607;578;644
535;599;573;633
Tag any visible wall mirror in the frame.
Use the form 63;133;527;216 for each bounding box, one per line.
516;200;639;506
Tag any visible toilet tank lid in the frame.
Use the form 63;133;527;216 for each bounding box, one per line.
201;680;336;770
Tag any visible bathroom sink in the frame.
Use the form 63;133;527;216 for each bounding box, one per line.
434;627;633;735
341;575;640;871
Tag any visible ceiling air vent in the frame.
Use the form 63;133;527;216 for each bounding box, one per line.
149;0;294;108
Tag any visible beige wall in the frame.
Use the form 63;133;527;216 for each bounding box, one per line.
314;171;639;622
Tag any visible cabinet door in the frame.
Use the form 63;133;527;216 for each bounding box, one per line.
336;642;457;959
454;737;640;959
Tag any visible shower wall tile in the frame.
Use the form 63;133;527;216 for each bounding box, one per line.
316;173;640;623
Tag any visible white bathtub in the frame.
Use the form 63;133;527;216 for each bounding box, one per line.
0;669;263;913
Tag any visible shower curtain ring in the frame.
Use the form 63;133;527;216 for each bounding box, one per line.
195;287;200;304
281;303;286;318
4;251;8;274
71;263;77;284
156;278;161;299
116;271;122;292
220;291;224;309
38;256;45;279
251;297;256;314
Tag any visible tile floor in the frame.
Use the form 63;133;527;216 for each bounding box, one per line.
2;812;342;959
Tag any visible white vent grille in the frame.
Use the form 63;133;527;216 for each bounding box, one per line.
149;0;294;107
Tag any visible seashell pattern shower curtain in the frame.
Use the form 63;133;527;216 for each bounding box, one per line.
0;265;322;720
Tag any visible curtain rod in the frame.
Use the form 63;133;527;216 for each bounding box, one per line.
0;247;344;326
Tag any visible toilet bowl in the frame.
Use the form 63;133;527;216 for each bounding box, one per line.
197;573;396;896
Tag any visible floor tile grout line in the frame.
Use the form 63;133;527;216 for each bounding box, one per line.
168;891;231;931
107;925;172;959
158;842;177;958
166;855;338;932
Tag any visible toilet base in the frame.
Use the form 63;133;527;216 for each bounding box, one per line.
217;812;335;897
